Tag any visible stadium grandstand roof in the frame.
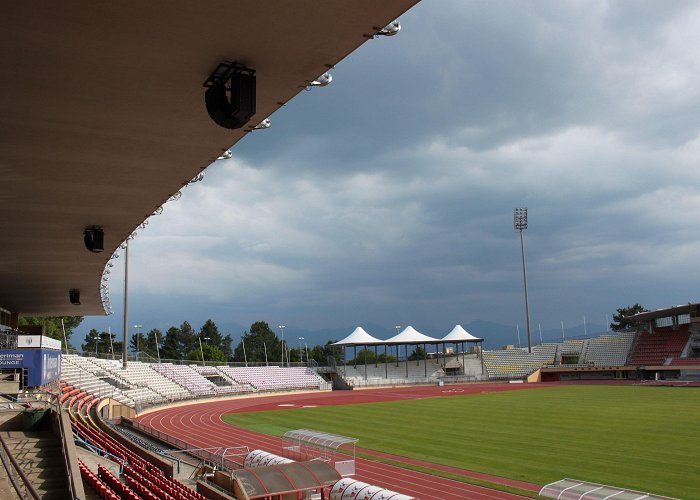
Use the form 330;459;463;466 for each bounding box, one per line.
441;324;483;342
625;302;700;322
0;1;419;317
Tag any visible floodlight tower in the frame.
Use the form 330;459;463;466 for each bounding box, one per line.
514;208;533;353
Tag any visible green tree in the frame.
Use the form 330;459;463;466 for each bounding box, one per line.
308;345;326;364
180;321;197;353
377;352;397;363
200;319;223;347
232;321;282;364
99;330;121;358
19;316;83;349
348;348;376;365
611;304;648;331
408;346;427;361
81;329;119;356
82;329;101;354
323;340;343;364
145;328;163;359
129;331;148;357
186;344;226;364
161;325;183;359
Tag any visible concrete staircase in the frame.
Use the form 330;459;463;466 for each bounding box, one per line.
0;430;69;499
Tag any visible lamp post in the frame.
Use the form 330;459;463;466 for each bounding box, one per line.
514;207;532;353
198;335;210;366
94;331;99;357
298;337;305;364
154;329;161;364
122;241;129;369
278;325;286;367
133;324;142;361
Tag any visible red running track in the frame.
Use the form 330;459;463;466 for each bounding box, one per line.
136;383;544;500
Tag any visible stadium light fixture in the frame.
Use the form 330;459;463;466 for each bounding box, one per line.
307;72;332;89
514;207;532;353
253;118;271;130
377;20;401;37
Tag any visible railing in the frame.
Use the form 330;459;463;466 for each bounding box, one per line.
53;397;82;499
0;430;42;500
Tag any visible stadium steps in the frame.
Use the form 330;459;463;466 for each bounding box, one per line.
0;430;69;499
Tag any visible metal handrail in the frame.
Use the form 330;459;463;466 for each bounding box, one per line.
0;431;41;499
52;398;80;499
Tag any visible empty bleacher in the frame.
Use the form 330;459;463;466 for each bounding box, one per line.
61;355;329;411
217;365;325;391
629;328;691;365
483;344;558;379
581;331;636;366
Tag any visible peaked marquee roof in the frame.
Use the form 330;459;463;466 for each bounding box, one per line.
383;325;438;344
441;324;483;342
333;325;486;346
332;327;383;346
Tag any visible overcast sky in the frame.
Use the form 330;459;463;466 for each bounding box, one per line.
82;0;700;342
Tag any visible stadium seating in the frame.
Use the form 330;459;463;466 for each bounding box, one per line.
581;332;636;366
78;460;120;500
669;357;700;365
629;328;691;365
483;344;558;379
62;354;330;411
217;365;324;391
150;363;250;396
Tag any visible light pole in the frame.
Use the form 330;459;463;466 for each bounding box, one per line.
154;329;161;364
198;335;210;366
298;337;305;364
133;324;142;361
242;335;248;367
278;325;286;367
94;331;99;357
514;207;533;353
122;241;129;369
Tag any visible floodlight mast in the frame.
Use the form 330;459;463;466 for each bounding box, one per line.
514;208;533;353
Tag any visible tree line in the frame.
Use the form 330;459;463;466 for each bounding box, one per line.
15;303;647;364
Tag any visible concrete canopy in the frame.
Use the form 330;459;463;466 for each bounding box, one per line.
0;1;419;317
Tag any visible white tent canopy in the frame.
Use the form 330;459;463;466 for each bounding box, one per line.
383;326;439;345
441;325;483;343
332;327;384;346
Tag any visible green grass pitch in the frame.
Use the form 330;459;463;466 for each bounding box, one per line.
222;385;700;498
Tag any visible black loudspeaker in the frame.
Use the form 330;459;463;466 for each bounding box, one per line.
84;227;104;253
69;289;81;306
205;69;256;129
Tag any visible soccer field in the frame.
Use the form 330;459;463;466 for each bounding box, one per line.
223;385;700;499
